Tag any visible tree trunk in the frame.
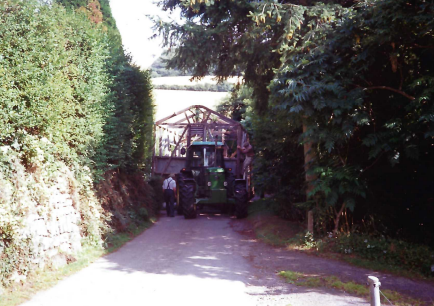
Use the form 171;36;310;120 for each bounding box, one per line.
303;124;316;233
333;202;346;234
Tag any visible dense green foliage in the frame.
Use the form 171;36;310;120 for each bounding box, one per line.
0;0;154;175
0;1;109;169
333;234;433;277
269;0;434;245
154;0;434;249
0;0;155;287
53;0;155;172
216;85;251;121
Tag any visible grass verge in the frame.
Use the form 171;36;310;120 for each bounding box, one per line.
0;220;154;306
278;270;425;306
248;199;434;281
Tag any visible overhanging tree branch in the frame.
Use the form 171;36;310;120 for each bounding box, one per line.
361;86;415;100
414;44;434;49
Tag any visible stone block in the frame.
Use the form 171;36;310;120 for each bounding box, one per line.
10;271;26;283
71;240;82;252
65;222;72;233
69;214;78;224
51;254;67;269
57;222;63;234
33;220;48;236
31;238;40;251
31;257;41;265
26;213;40;223
71;224;80;234
59;233;69;244
69;222;76;233
47;222;56;236
46;248;58;258
34;248;45;258
59;242;71;253
52;236;61;247
64;222;70;233
56;206;65;214
65;199;73;207
41;237;51;250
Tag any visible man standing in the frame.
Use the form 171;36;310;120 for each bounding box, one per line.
162;174;176;217
237;142;254;178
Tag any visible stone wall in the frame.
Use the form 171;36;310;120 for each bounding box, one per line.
7;171;83;283
27;191;81;267
2;163;156;286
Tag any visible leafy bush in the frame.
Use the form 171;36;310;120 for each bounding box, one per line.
148;176;164;212
333;234;434;277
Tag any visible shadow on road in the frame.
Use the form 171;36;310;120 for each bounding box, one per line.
99;213;369;305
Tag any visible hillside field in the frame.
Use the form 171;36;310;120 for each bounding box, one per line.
154;89;228;121
152;76;242;86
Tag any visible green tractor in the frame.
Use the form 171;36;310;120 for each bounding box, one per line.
153;105;252;219
177;141;248;219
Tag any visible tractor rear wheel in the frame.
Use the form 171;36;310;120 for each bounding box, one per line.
226;172;235;197
234;182;248;219
176;173;185;215
180;180;196;219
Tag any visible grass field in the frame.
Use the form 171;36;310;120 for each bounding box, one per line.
151;75;242;86
154;89;228;121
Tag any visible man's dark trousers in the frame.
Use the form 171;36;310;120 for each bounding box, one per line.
164;189;175;217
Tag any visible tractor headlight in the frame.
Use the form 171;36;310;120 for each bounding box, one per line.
207;182;211;186
224;182;227;186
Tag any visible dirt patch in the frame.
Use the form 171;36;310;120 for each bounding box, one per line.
248;213;303;246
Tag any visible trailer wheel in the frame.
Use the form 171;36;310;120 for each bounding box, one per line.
181;180;196;219
234;181;248;219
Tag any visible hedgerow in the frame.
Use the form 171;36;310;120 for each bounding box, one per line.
0;0;155;288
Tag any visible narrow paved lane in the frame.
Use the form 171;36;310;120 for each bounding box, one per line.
23;214;368;306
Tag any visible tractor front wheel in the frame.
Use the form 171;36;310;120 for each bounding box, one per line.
180;180;196;219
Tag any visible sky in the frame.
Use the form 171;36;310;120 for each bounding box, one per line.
109;0;178;69
108;0;226;120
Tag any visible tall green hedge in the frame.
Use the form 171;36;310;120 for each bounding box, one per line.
0;0;155;287
0;0;154;175
0;1;111;169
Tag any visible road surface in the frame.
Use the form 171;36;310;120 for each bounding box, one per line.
23;214;368;306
